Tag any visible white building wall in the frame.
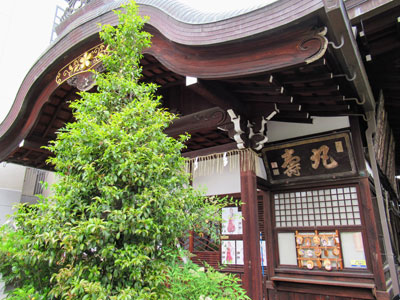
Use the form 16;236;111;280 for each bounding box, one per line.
0;163;26;224
0;163;57;224
193;165;241;196
192;155;241;196
42;171;58;198
267;116;350;142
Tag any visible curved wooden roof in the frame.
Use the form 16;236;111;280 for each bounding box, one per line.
0;0;328;163
2;0;396;170
56;0;324;45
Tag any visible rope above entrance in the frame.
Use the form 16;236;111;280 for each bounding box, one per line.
185;148;258;177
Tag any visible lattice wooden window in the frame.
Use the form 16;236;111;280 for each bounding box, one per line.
274;186;361;228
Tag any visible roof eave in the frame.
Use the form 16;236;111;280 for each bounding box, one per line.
322;0;375;113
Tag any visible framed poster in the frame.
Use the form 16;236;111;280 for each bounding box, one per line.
222;207;242;235
236;240;244;265
221;241;236;264
260;240;267;267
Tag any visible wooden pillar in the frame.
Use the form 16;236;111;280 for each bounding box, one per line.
359;177;386;291
349;116;367;175
189;230;194;253
262;190;276;298
351;117;388;295
241;163;263;300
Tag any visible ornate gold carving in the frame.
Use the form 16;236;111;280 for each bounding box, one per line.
66;63;105;91
281;148;301;177
299;27;328;64
55;43;108;85
310;145;338;169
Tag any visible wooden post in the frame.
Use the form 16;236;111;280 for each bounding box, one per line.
262;190;276;298
241;153;263;300
359;178;386;291
189;230;194;253
349;116;367;175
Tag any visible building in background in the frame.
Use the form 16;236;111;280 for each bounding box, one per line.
0;163;26;225
0;163;56;224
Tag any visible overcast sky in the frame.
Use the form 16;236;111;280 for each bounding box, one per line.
0;0;272;124
0;0;66;123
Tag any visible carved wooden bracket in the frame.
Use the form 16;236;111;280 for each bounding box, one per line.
299;27;329;64
220;109;278;151
66;63;105;91
227;109;248;149
166;107;230;137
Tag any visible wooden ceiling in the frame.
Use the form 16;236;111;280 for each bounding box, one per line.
353;5;400;169
5;46;361;170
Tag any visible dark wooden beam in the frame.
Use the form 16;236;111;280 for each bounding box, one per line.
397;16;400;39
21;138;52;155
33;153;52;168
282;72;333;84
20;150;32;162
243;95;293;104
189;133;218;145
276;104;302;111
165;107;231;137
145;71;182;83
308;111;355;117
293;95;345;104
273;115;313;124
232;86;284;95
358;30;369;48
188;80;246;115
222;75;274;85
142;61;163;71
362;12;399;36
158;79;185;89
302;104;351;111
42;99;67;138
289;85;340;95
256;177;272;190
182;142;237;158
307;58;327;68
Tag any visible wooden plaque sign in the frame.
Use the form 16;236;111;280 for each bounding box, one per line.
262;132;356;184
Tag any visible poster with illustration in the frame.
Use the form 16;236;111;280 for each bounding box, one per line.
236;240;244;265
222;207;242;235
260;240;267;267
221;240;236;265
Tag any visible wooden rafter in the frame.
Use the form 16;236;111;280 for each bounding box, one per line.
188;80;245;115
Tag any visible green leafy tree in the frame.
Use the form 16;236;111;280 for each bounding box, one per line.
168;260;250;300
0;1;249;299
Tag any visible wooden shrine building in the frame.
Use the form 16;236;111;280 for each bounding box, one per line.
0;0;400;299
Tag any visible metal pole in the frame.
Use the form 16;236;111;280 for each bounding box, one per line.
260;232;264;277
